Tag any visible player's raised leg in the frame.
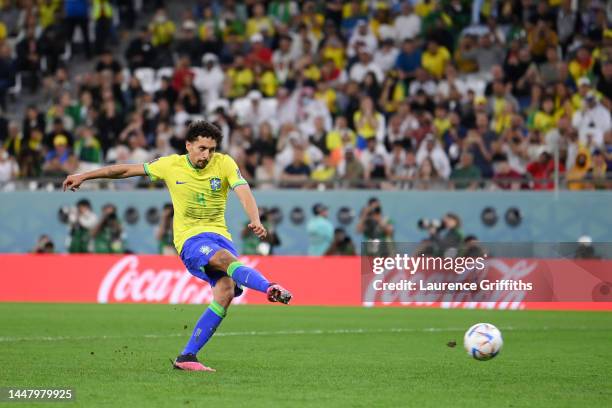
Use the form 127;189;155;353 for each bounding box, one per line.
209;249;292;304
173;276;235;372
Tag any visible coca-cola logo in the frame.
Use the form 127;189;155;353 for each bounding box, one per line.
97;256;258;304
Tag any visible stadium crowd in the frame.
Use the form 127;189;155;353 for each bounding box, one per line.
0;0;611;190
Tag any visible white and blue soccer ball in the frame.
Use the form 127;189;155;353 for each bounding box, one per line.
464;323;503;361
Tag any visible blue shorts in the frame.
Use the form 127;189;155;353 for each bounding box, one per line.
180;232;243;296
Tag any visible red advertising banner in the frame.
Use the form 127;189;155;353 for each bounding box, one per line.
0;255;610;311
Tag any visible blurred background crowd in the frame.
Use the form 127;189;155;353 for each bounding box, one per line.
0;0;611;191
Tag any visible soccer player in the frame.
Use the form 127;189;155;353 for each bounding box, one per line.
62;121;292;372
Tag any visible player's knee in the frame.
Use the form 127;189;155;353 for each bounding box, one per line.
209;249;236;272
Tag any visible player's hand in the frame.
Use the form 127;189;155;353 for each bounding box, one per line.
248;222;267;239
63;174;84;192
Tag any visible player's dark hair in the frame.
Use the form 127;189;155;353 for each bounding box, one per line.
185;120;223;145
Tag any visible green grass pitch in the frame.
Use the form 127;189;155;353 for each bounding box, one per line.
1;304;610;407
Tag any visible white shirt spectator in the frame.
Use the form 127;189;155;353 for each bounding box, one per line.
408;79;437;96
272;48;297;84
359;143;390;170
231;91;278;128
276;136;323;171
578;127;604;150
194;54;225;106
394;9;421;40
374;46;400;73
416;137;451;178
295;94;332;135
437;77;472;99
0;151;19;183
348;23;378;58
572;101;612;135
349;60;384;83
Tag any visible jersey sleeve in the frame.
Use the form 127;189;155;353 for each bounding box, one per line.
222;155;248;189
143;155;174;181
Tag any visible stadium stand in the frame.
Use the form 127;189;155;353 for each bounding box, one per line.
0;0;611;191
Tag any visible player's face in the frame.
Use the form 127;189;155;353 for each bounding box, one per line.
187;136;217;169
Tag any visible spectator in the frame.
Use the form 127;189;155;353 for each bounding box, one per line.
0;147;19;187
416;134;451;179
326;116;356;156
311;153;336;185
16;26;41;92
92;0;113;55
306;203;334;256
347;20;377;58
566;150;591;190
126;26;156;70
64;0;91;58
349;49;384;84
590;150;609;190
197;54;225;106
353;96;385;148
394;2;421;41
246;3;274;38
281;146;311;188
374;38;399;73
421;40;451;80
42;134;77;176
450;152;482;190
395;38;422;80
527;151;562;190
73;127;103;171
360;137;389;184
0;44;15;110
572;92;611;137
175;20;203;66
337;146;364;188
255;153;280;189
149;7;176;66
493;155;524;190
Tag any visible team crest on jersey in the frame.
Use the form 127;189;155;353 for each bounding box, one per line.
210;177;222;191
199;245;213;255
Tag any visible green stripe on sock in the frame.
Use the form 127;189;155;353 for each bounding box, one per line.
227;261;243;277
209;300;226;318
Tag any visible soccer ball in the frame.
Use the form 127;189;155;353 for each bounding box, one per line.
464;323;503;361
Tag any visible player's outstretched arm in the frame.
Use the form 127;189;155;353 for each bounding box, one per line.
233;184;267;239
63;163;147;192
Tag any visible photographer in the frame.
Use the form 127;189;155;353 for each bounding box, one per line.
92;203;125;254
460;235;486;258
417;212;464;257
357;198;394;256
32;234;55;254
157;203;177;255
241;207;281;256
63;199;98;253
325;228;356;256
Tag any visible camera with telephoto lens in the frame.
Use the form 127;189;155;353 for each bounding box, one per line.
417;218;443;231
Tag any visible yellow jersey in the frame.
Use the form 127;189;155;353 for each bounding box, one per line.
143;153;248;254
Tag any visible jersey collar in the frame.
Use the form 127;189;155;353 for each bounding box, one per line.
185;154;199;171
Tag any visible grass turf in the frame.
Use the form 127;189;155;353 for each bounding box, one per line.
0;304;610;407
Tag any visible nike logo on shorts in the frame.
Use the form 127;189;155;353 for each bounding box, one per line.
176;181;187;184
